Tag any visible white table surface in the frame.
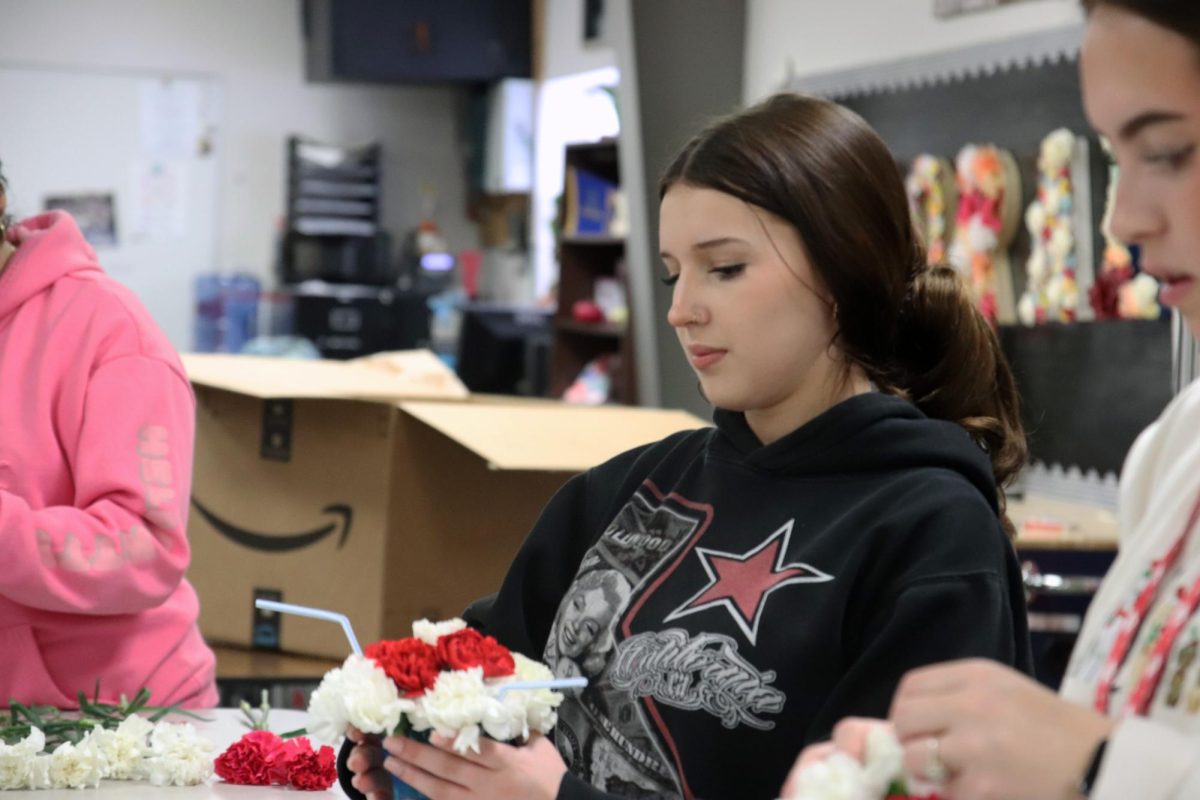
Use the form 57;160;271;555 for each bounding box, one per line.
5;708;349;798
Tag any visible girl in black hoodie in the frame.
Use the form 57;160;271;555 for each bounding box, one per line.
342;93;1033;800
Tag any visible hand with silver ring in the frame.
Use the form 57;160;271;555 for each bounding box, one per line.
890;659;1113;799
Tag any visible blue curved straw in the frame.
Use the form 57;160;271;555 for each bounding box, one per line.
496;677;588;699
253;599;362;656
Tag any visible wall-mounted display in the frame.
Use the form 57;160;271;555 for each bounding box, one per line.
1018;129;1084;325
949;144;1022;324
905;155;957;265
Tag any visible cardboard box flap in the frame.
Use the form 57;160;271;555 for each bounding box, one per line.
399;401;708;472
182;352;468;401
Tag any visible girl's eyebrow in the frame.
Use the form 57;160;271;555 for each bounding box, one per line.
660;236;750;260
1117;109;1187;141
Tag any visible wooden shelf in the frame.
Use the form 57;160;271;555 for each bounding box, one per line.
551;139;637;404
555;318;626;338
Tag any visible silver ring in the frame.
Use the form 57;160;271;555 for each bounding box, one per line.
922;736;948;784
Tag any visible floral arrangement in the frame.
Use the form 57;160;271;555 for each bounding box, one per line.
0;690;213;790
949;143;1020;324
1019;128;1082;325
306;618;566;755
905;155;956;266
783;727;943;800
212;692;337;791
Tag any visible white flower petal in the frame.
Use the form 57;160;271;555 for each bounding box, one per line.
412;618;468;646
786;751;871;800
307;654;406;741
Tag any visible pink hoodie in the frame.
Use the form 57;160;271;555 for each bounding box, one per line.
0;212;217;708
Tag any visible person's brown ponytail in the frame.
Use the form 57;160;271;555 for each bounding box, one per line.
889;265;1027;538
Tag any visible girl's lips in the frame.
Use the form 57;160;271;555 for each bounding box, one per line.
1159;276;1196;307
688;347;727;370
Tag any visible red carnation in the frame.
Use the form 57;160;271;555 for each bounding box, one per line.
286;743;338;790
366;637;441;697
479;636;516;678
437;628;485;670
214;730;282;785
437;628;515;678
266;735;312;785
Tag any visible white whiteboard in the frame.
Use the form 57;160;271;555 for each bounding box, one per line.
0;64;222;351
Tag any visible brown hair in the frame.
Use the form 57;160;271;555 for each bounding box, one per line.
1081;0;1200;50
659;93;1027;538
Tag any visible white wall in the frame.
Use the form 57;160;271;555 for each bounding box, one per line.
744;0;1084;102
528;0;620;300
542;0;617;79
0;0;474;283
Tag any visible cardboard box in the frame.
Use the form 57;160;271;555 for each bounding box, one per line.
182;352;706;658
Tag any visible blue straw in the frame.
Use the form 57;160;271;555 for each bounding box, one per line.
496;677;588;699
253;599;362;656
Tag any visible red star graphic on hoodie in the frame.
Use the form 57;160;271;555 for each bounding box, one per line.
665;519;832;645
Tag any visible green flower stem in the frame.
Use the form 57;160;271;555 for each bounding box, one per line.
2;684;211;750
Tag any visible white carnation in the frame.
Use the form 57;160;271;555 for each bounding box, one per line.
0;724;47;788
782;727;907;800
412;618;468;646
48;738;107;789
786;751;871;800
508;653;564;735
88;720;151;781
0;752;31;791
27;755;52;790
85;729;137;780
9;727;45;757
116;713;155;742
415;668;492;753
140;722;214;787
307;654;408;742
480;697;525;744
512;653;554;683
862;726;904;795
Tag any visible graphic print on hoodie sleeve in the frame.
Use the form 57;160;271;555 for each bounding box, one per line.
545;394;1033;800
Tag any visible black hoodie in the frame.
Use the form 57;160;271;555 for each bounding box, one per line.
338;393;1032;800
